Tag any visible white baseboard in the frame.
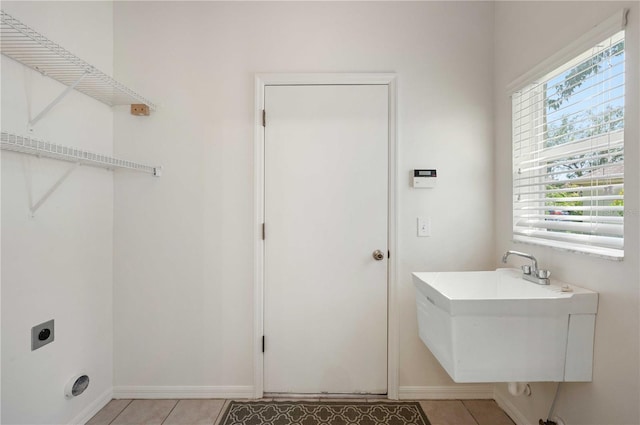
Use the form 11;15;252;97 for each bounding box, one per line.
494;390;530;425
68;388;113;425
398;385;494;400
112;386;255;399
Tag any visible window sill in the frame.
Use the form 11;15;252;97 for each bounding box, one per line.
513;236;624;261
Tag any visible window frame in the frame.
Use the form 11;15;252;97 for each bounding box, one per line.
508;11;628;260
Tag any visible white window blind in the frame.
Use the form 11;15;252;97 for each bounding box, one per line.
512;30;625;258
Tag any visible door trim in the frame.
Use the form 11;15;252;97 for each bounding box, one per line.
253;73;398;399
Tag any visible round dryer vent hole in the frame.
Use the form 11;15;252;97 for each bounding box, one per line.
65;374;89;398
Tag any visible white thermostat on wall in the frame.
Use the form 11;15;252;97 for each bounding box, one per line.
413;169;437;188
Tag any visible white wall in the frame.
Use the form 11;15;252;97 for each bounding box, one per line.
112;1;495;394
493;2;640;425
1;2;114;424
5;2;636;423
5;2;636;424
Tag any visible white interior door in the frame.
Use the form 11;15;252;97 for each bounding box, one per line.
264;84;388;394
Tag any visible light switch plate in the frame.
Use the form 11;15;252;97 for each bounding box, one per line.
418;217;431;237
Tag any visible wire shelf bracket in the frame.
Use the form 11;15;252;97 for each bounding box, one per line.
27;162;79;216
2;131;162;215
1;10;157;127
28;72;89;128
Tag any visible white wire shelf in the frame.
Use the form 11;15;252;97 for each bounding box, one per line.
0;10;156;110
1;131;161;176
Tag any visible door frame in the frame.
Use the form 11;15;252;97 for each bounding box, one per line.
253;73;398;399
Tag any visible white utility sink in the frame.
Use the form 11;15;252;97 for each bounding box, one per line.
412;268;598;383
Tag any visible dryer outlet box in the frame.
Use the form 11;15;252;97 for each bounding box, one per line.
32;319;54;351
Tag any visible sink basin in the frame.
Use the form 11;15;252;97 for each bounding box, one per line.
412;268;598;383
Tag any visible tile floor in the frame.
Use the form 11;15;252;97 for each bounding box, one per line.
87;398;515;425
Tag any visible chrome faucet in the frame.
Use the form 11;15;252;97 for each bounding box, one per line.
502;250;551;285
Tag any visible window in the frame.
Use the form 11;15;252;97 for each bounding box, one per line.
512;30;625;258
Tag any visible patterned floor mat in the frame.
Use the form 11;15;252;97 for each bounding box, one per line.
218;401;431;425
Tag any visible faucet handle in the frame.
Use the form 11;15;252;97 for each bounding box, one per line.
536;269;551;279
521;265;532;275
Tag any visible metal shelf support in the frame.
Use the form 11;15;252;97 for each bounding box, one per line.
1;10;156;111
28;163;78;216
29;72;89;127
2;131;161;215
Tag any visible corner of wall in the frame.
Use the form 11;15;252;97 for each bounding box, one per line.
1;2;115;424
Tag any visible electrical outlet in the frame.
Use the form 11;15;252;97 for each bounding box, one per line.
32;319;54;351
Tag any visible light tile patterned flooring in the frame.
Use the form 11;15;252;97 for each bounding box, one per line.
87;398;515;425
